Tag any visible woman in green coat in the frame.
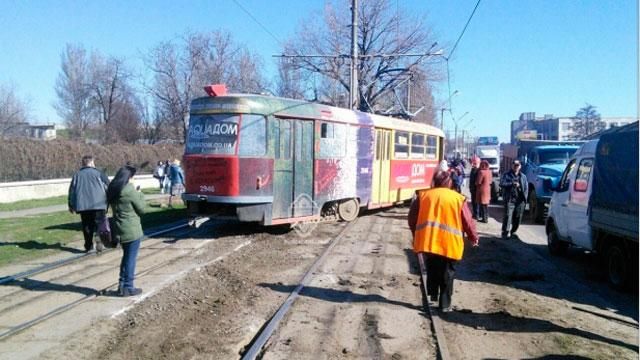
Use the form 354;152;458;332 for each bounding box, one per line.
106;166;145;297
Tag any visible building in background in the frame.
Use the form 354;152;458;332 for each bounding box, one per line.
2;123;57;140
510;112;635;143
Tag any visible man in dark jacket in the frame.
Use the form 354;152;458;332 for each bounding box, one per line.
68;155;110;252
468;156;480;219
499;159;528;239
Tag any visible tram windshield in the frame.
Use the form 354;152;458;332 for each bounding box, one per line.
185;114;266;156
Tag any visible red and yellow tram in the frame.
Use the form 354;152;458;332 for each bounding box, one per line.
182;85;444;225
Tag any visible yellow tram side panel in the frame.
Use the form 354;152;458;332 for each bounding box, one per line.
370;116;444;206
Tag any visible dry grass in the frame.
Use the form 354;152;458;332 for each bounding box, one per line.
0;139;184;181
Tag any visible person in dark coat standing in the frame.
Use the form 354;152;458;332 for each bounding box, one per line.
468;156;480;219
68;155;110;252
475;160;493;223
499;160;528;239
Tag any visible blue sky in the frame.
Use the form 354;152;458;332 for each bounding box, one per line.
0;0;637;143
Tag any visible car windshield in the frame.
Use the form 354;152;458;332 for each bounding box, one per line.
480;157;498;165
539;149;577;164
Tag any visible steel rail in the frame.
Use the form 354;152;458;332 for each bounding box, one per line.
417;253;452;360
0;226;195;313
240;220;357;360
0;221;212;340
0;220;192;286
0;242;199;340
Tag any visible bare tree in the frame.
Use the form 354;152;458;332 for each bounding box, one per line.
89;54;127;125
144;30;266;142
279;0;440;123
54;44;94;138
0;84;29;137
107;95;142;144
276;57;306;99
572;103;604;138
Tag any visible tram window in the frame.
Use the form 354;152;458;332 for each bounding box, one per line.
280;120;292;159
411;133;425;159
239;114;266;156
185;114;238;155
321;123;334;138
318;122;346;158
394;131;409;159
426;135;438;159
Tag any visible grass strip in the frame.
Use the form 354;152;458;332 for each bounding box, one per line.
0;202;186;268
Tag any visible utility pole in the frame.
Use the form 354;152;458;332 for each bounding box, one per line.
350;0;358;110
275;0;441;117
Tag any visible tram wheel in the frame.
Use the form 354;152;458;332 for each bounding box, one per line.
338;198;359;222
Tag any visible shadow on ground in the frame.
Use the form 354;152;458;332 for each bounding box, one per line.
0;240;84;254
258;283;423;312
442;309;638;353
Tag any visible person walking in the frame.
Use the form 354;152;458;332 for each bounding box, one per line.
106;165;145;297
475;160;493;223
499;159;528;239
153;161;166;193
68;155;110;253
168;159;185;208
468;156;480;219
408;170;479;312
163;159;171;194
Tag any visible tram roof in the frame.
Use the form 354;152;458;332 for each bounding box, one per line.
191;93;444;137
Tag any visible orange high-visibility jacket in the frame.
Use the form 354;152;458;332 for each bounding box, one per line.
413;187;465;260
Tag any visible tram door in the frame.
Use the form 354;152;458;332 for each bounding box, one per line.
272;119;314;219
292;121;314;216
273;119;293;218
372;129;392;204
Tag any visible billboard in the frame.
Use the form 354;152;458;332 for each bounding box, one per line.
477;136;499;145
517;130;538;140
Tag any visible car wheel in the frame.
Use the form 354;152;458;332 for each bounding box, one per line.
547;226;567;256
606;243;629;290
338;198;359;222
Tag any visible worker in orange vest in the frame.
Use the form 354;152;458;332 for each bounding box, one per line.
408;170;479;312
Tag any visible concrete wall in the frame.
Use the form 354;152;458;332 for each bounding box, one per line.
0;175;159;204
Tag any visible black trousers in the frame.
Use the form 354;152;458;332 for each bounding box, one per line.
479;204;488;222
501;201;525;236
79;210;106;250
470;189;478;218
425;253;456;309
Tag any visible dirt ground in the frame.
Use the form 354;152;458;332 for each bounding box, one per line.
32;205;639;359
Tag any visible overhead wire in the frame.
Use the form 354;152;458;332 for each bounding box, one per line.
448;0;482;60
231;0;284;47
443;0;482;128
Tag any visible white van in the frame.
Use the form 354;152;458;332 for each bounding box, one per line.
546;139;598;253
546;130;639;290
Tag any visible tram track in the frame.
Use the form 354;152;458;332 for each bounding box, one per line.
240;218;358;360
0;219;192;287
240;211;452;360
0;218;214;340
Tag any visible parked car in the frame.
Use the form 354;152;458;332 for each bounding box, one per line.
546;122;638;289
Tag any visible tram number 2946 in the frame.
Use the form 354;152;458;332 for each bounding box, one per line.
199;185;216;193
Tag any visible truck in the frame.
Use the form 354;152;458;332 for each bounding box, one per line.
546;122;638;289
474;136;500;202
501;139;583;223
